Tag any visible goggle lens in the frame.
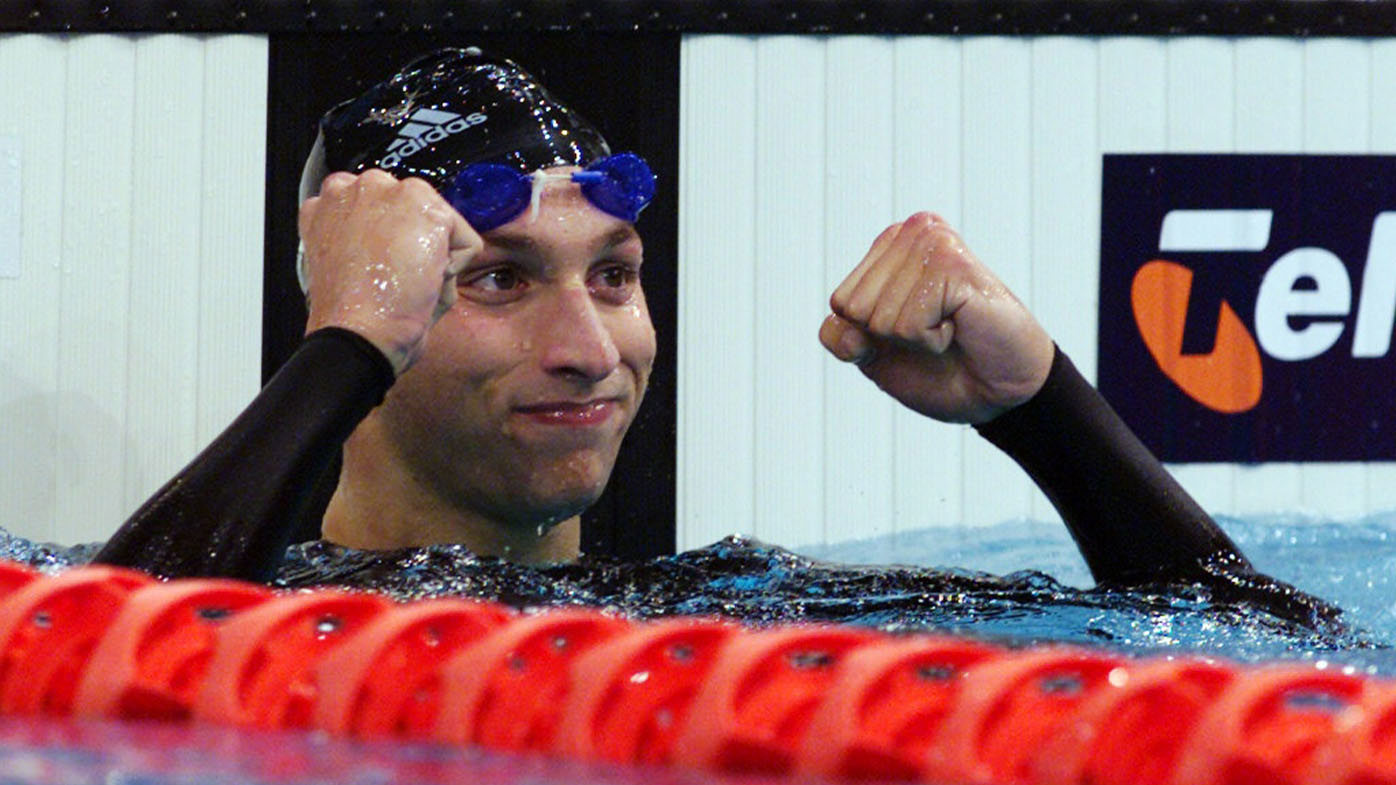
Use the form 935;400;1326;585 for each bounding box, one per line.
444;153;655;231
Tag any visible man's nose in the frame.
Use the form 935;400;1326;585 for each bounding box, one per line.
537;285;621;382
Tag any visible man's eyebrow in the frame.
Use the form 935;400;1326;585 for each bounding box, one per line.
484;225;640;254
602;225;641;250
482;232;538;253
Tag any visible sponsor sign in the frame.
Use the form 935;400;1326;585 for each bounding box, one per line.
1099;154;1396;462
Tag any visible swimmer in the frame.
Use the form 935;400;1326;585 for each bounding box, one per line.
90;48;1333;626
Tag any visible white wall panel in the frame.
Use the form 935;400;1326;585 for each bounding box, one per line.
678;36;758;548
1235;39;1305;152
679;35;1396;552
1166;39;1234;152
124;35;203;519
960;38;1037;528
197;37;266;447
0;34;266;545
822;37;897;543
0;36;66;543
892;40;964;535
55;36;136;545
753;37;827;547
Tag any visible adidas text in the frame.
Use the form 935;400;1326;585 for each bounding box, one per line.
380;110;488;169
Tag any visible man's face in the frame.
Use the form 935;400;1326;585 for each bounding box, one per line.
372;171;657;530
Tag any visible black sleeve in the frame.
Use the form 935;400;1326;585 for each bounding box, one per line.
973;346;1251;586
92;328;395;583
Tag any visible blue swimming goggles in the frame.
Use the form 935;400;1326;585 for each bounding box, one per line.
442;152;655;232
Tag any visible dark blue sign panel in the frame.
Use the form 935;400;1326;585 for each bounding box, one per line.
1099;154;1396;462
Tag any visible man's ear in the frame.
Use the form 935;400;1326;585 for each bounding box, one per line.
296;131;330;296
299;131;328;203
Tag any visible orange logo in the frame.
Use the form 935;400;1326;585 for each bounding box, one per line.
1130;260;1264;414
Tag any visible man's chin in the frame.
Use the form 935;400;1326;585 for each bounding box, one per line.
516;478;611;526
507;492;599;534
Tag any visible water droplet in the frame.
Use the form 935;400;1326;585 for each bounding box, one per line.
421;625;441;647
31;611;50;629
629;670;650;684
197;606;233;622
915;664;956;681
314;615;342;636
787;650;833;669
1039;674;1083;695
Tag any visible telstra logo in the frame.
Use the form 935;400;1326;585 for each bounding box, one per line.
1131;209;1396;414
1099;154;1396;462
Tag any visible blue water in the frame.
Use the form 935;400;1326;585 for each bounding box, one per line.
799;513;1396;672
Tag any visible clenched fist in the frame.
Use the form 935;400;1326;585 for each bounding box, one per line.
299;169;482;375
820;212;1054;424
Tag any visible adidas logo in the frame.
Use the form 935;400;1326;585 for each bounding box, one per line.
380;108;488;169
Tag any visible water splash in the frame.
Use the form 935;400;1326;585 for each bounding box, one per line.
272;530;1384;667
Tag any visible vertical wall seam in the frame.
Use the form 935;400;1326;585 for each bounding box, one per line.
194;37;208;454
1026;40;1036;318
1024;39;1036;530
675;36;687;547
120;38;140;516
815;36;826;547
51;38;70;542
889;38;900;545
750;38;761;541
957;40;969;529
883;39;896;543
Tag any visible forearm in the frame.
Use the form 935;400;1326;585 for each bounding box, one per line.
93;328;394;582
974;346;1249;586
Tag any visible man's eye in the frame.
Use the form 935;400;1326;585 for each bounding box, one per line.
594;264;637;289
469;268;523;292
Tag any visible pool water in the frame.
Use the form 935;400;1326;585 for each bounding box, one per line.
802;513;1396;671
263;514;1387;669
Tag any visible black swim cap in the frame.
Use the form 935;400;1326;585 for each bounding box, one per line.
300;47;611;200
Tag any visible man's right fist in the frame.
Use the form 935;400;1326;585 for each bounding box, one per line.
299;169;482;375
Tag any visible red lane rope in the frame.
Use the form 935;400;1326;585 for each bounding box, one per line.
0;561;1390;785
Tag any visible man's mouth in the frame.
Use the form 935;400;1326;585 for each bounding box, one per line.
513;400;619;426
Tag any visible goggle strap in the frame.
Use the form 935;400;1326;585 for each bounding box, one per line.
526;170;608;223
528;170;564;223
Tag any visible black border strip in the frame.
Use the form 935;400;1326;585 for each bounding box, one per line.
7;0;1396;37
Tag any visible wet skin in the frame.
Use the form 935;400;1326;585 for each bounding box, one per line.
321;173;656;560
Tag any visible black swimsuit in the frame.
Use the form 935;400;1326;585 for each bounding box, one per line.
94;328;394;583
